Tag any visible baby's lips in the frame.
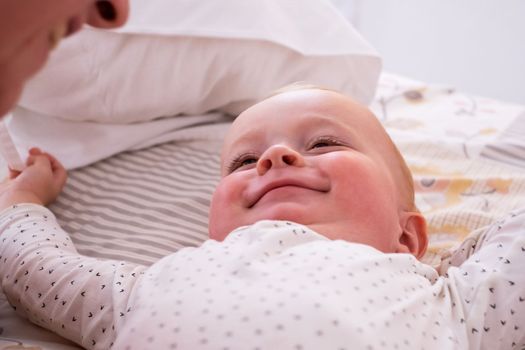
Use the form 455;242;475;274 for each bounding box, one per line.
246;172;331;208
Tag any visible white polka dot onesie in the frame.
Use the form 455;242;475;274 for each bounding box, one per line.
1;204;524;349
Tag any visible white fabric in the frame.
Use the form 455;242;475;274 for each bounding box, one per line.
12;0;380;169
1;205;525;349
18;0;381;124
5;108;230;169
0;116;25;171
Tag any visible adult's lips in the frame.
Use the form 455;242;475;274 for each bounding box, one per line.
245;173;330;208
66;15;85;37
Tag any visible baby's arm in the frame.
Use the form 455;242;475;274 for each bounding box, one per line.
445;209;525;349
0;150;146;349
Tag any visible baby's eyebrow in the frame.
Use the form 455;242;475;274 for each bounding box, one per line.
221;133;261;169
225;132;261;156
224;113;355;156
297;114;357;139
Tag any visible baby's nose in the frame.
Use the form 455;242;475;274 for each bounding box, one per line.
257;145;305;176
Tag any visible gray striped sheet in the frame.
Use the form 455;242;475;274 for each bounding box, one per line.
49;138;225;266
480;111;525;168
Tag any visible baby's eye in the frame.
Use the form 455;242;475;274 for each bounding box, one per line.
239;158;257;167
309;137;344;149
311;141;332;148
227;154;258;173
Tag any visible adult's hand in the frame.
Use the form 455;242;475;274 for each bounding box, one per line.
0;0;129;117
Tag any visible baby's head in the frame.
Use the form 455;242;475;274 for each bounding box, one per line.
209;86;427;258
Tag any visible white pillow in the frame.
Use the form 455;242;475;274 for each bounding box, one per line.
18;0;381;124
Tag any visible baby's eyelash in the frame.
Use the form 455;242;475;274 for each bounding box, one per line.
308;136;346;149
226;153;258;173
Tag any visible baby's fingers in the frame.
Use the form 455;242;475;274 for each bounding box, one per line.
43;151;64;172
44;151;67;188
26;153;52;170
8;168;21;179
28;147;43;156
7;148;45;179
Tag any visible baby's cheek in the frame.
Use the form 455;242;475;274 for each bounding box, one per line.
208;178;243;240
329;156;398;210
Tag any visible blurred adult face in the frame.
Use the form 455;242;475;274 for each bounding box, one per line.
0;0;129;116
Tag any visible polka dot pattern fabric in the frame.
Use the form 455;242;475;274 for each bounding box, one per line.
1;204;525;349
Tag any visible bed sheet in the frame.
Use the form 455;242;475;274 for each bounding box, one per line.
1;72;525;349
372;73;525;265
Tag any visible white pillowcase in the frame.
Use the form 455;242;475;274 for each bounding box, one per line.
18;0;381;124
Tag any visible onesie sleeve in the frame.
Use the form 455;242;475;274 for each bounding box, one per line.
0;204;146;350
445;208;525;349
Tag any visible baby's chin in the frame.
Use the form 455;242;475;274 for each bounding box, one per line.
252;201;314;222
209;210;313;242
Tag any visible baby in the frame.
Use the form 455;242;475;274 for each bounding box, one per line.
0;87;524;350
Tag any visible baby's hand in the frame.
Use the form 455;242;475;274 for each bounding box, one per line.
0;148;67;210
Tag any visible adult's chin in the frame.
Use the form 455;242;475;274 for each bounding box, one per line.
0;82;22;117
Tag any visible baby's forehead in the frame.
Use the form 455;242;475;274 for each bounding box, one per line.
224;90;372;143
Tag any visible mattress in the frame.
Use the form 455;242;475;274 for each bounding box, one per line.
1;72;524;349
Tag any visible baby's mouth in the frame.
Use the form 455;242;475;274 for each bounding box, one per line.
246;175;330;208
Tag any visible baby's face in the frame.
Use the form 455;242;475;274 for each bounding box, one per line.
209;89;424;255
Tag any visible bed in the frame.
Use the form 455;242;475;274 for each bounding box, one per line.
1;1;525;349
1;71;524;349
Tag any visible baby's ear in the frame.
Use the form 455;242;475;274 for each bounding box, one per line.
398;211;428;259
